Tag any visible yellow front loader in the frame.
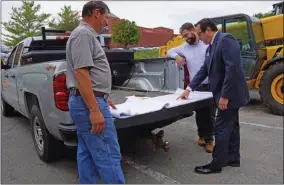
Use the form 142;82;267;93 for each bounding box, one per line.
159;1;284;116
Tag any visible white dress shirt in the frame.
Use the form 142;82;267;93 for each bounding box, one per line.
211;31;218;45
167;40;209;84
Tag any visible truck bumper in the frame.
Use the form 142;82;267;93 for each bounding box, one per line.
58;123;78;147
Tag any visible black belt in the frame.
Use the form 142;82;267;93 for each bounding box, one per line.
68;88;109;100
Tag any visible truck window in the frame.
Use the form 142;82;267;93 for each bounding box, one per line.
6;47;17;67
12;43;24;68
29;39;68;51
104;37;111;47
224;17;253;52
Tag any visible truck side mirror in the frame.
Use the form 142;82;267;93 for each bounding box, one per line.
1;60;10;70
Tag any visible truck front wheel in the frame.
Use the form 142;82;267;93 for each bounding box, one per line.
30;105;63;162
259;62;284;116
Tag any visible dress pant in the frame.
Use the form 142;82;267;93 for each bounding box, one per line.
210;108;240;169
194;84;216;143
68;96;125;184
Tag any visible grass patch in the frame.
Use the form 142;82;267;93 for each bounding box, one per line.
134;49;160;59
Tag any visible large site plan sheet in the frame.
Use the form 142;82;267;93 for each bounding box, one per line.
110;88;213;119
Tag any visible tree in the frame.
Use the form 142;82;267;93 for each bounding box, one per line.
48;5;81;31
253;11;274;19
111;19;140;48
1;1;51;46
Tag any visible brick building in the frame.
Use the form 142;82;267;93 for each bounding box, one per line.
105;13;178;48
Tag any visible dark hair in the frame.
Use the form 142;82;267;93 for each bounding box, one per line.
195;18;218;32
179;22;194;34
82;1;110;18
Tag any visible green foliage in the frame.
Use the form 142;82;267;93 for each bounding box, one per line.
111;20;140;48
134;49;159;60
1;1;51;46
253;11;274;19
48;5;81;31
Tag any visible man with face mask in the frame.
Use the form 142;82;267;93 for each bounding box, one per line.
66;1;125;184
167;22;215;153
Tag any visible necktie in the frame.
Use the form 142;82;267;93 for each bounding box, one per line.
208;44;212;54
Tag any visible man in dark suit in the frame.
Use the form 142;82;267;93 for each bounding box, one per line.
177;18;250;174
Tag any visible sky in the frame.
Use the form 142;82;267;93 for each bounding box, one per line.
1;0;280;35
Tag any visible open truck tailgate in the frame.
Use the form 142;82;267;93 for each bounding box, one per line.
110;88;214;152
110;89;215;129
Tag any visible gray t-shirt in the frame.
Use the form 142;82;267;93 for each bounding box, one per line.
66;21;112;94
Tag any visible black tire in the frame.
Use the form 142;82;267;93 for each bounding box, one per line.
259;62;284;116
1;97;15;117
30;104;64;162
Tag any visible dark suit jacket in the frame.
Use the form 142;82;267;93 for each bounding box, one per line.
189;32;250;109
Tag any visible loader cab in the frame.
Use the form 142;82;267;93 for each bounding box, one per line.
211;14;267;81
272;1;284;15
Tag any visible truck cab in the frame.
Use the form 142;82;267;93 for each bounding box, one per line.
211;14;267;82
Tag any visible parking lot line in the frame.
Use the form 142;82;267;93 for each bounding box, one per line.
240;121;283;130
123;156;181;184
192;116;283;130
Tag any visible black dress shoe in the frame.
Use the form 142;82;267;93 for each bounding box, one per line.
194;164;222;174
226;160;240;167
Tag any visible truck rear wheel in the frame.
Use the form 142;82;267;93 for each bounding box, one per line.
259;62;284;116
1;97;15;117
30;105;63;162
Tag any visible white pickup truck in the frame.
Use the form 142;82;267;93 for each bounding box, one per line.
1;27;214;162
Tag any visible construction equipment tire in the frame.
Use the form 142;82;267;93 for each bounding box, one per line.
259;61;284;116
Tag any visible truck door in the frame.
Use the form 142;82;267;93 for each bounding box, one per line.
223;16;258;80
2;43;24;112
212;15;259;80
2;46;17;108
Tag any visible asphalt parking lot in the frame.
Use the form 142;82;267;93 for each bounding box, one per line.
1;90;283;184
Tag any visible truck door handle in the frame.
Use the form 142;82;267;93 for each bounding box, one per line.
10;75;15;78
5;74;8;78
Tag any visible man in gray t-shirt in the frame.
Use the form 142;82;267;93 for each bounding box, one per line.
66;21;112;94
66;1;125;184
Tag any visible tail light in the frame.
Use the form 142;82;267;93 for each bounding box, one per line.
53;72;69;111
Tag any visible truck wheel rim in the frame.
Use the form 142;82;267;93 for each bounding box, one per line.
33;117;44;151
271;74;284;104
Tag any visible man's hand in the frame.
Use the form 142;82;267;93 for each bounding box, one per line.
219;97;228;110
108;97;117;109
75;68;104;134
89;109;105;134
177;89;190;100
175;55;185;67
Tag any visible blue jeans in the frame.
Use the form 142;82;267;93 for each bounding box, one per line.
68;95;125;184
